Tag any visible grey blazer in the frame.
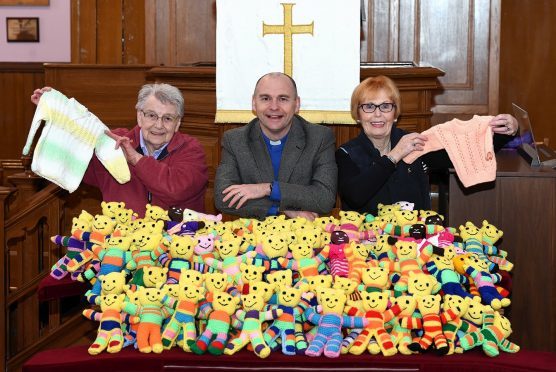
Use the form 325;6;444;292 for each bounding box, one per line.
214;115;338;219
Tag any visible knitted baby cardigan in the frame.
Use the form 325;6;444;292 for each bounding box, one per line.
22;89;130;192
403;115;496;187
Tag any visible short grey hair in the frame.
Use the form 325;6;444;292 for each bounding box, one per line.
135;83;184;118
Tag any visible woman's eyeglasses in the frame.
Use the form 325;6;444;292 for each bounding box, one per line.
358;102;396;113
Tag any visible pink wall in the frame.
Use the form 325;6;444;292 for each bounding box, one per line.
0;0;70;62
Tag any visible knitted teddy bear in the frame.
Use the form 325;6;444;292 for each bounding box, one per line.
154;235;209;284
463;255;510;310
343;290;402;356
50;212;95;280
82;293;139;355
122;285;173;353
204;237;256;285
459;311;520;356
441;294;471;355
161;278;206;351
263;283;314;355
425;248;476;300
344;241;371;284
224;292;283;358
406;294;456;355
67;236;133;296
406;271;441;297
389;295;419;355
279;243;330;284
84;269;128;306
188;291;241;355
325;210;375;243
380;237;434;292
304;287;368;358
325;230;351;278
479;220;513;271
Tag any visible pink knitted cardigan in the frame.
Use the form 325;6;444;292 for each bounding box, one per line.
403;115;496;187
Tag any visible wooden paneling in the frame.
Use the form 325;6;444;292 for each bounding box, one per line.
448;150;556;351
71;0;145;64
0;63;44;159
364;0;500;124
500;0;556;145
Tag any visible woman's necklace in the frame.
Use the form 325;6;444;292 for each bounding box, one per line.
375;139;391;155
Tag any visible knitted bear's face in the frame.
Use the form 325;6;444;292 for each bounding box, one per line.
407;272;437;297
339;210;365;227
266;220;292;235
168;235;195;259
195;234;215;256
241;292;266;311
373;235;393;256
164;283;179;298
419;209;439;220
417;294;441;315
464;255;490;272
463;298;492;325
105;236;132;252
182;208;199;222
333;276;358;295
99;270;127;294
442;294;470;317
289;217;311;231
440;245;457;260
139;220;165;235
179;283;205;303
180;269;204;287
394;210;418;226
493;312;512;337
295;228;322;249
71;216;92;234
307;274;333;293
137;286;166;306
92;215;117;235
480;220;503;243
265;269;293;289
391;295;417;316
249;281;275;302
408;223;426;240
361;291;389;313
213;292;240;315
395;201;414;211
100;293;126;312
313;216;338;231
330;230;349;245
350;242;370;260
425;214;444;226
361;267;389;288
143;266;168;287
318;288;346;314
215;238;241;258
277;285;305;307
101;201;126;219
459;221;482;241
144;203;169;222
205;272;229;292
239;263;265;284
260;232;289;259
114;208;134;225
431;254;453;270
289;243;313;260
168;206;184;222
452;253;473;274
377;203;400;216
132;231;162;252
394;240;418;259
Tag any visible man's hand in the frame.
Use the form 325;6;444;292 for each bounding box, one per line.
283;210;318;221
105;130;143;165
222;183;271;209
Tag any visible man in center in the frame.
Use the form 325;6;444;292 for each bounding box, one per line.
214;72;337;220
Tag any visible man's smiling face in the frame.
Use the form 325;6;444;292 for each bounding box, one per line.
252;73;300;141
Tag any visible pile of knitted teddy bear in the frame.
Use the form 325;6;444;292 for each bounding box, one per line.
49;200;519;358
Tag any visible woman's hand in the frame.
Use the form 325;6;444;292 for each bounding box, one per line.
388;133;428;163
30;87;52;105
104;130;143;166
489;114;518;136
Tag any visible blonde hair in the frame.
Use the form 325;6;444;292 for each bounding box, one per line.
350;75;401;121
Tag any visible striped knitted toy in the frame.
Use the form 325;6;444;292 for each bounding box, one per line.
23;89;130;192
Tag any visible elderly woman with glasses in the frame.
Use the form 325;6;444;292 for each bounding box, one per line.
336;75;517;215
31;83;208;217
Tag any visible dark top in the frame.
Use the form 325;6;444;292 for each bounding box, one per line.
336;126;513;215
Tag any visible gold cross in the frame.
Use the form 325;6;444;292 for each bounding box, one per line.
263;3;314;77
